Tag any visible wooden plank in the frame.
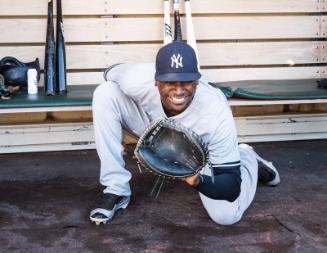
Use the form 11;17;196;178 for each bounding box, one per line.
1;113;326;153
203;66;327;82
0;18;110;43
36;72;104;87
0;16;323;43
238;132;327;143
0;0;107;16
322;16;327;37
104;0;323;14
0;0;320;16
229;99;327;106
0;112;46;124
0;123;94;146
65;66;326;86
3;130;327;153
236;114;327;136
189;16;323;40
0;106;93;114
0;143;95;154
0;42;324;69
236;113;327;142
198;41;325;66
67;72;104;85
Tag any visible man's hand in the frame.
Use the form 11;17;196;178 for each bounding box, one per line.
183;173;200;187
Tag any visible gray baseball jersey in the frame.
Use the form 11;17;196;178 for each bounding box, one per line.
105;63;240;168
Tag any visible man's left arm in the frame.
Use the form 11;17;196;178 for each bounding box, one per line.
184;103;242;202
184;165;241;201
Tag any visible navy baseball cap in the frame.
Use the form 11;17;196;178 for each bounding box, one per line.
155;42;201;82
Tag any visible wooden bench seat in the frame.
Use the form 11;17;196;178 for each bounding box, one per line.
2;112;327;153
1;78;327;154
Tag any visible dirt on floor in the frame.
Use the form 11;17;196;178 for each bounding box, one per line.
0;140;326;253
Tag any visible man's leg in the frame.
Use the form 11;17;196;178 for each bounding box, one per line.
199;144;258;225
90;81;149;224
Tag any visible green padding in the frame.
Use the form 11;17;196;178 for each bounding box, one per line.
0;85;95;108
208;83;233;98
2;80;327;109
213;79;327;100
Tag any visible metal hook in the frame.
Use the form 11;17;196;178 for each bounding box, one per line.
150;176;165;200
154;177;165;200
150;176;161;196
137;162;143;173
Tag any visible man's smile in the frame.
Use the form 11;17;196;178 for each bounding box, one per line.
169;94;189;104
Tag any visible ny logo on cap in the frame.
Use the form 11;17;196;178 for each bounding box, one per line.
171;54;183;69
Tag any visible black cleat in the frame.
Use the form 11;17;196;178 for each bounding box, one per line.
89;193;130;225
240;143;280;186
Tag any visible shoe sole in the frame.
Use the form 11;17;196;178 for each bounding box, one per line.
90;196;130;225
239;143;280;186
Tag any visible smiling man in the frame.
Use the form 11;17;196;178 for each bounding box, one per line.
90;42;280;225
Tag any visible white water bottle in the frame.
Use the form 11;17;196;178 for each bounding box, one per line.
27;69;38;94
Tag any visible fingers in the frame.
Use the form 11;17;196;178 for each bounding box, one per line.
183;173;200;187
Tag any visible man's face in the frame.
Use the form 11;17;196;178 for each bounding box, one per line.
156;80;198;116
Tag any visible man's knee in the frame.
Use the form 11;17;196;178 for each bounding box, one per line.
207;208;242;226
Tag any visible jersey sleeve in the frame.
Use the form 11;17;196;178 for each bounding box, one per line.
206;93;240;169
103;63;158;103
104;63;154;92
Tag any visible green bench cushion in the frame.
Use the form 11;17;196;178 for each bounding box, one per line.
0;85;95;109
1;79;327;110
213;79;327;99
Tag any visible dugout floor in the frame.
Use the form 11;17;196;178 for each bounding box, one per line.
0;140;326;253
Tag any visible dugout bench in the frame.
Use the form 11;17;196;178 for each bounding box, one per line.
1;0;327;153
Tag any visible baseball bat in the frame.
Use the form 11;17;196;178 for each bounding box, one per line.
56;0;67;93
44;0;56;95
173;0;182;42
163;0;173;45
184;0;199;62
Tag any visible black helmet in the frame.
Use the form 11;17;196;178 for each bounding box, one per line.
0;56;40;88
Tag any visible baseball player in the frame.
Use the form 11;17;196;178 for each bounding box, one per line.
90;42;280;225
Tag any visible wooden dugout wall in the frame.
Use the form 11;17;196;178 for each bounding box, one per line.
0;0;327;152
1;0;327;83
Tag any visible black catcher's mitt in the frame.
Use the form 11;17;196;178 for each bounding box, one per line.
134;119;209;178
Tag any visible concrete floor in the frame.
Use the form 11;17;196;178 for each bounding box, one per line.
0;140;326;253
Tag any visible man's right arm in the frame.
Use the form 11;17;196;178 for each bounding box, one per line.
193;90;242;202
103;63;156;100
103;63;124;81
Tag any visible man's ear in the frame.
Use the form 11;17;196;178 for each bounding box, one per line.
155;81;159;86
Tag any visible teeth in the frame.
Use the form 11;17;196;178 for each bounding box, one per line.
171;96;186;103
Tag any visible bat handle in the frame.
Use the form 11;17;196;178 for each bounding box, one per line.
185;0;200;70
173;0;182;42
164;0;173;45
